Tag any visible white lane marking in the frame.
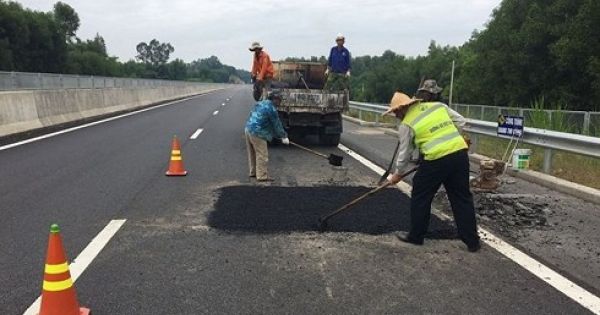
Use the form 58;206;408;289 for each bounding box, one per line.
338;143;600;314
337;144;412;195
23;219;127;315
0;91;220;152
222;103;226;106
213;110;219;116
190;128;204;140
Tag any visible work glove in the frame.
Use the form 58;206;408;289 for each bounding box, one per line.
324;69;329;76
386;172;402;185
281;137;290;145
345;70;351;77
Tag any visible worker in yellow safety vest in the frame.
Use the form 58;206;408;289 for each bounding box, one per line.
384;80;480;252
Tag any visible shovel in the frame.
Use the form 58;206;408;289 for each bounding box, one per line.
289;141;344;166
318;166;419;231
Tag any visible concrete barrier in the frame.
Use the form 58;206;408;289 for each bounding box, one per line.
0;85;223;137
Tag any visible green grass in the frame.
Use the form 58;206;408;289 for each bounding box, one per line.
527;97;577;133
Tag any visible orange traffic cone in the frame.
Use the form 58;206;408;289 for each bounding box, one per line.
39;224;90;315
166;136;187;176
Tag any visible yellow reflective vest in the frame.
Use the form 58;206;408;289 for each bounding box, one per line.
402;102;467;161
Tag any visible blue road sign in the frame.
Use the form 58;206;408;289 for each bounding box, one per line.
497;115;524;137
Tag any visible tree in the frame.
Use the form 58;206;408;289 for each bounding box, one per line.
166;58;187;80
53;1;79;41
136;39;174;66
0;1;67;72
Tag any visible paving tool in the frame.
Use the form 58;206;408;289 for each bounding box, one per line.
289;141;343;166
378;141;401;185
318;166;419;231
298;72;311;91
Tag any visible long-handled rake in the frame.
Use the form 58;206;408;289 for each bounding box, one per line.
318;166;418;231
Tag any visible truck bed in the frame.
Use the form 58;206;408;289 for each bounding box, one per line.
278;89;349;114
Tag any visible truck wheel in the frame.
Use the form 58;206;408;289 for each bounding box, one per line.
320;134;340;146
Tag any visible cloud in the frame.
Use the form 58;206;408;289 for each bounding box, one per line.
17;0;501;69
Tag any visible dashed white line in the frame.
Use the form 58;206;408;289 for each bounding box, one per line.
23;219;127;315
213;110;219;116
190;128;204;139
0;92;220;152
222;103;226;106
338;143;600;314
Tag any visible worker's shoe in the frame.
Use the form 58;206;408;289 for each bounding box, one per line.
467;242;481;253
396;231;424;246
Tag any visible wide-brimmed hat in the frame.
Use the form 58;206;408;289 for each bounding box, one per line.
417;79;443;94
383;92;421;115
249;41;263;51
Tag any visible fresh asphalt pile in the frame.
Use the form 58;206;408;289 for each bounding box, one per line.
208;185;457;238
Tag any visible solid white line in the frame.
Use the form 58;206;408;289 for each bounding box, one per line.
0;91;218;152
338;143;600;314
337;144;412;195
190;128;204;140
213;110;219;116
23;219;127;315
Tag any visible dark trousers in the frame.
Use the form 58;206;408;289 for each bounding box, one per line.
409;149;479;247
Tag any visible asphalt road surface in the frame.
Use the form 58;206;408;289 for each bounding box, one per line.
342;120;600;295
0;86;595;314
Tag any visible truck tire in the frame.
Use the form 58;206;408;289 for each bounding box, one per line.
320;134;340;146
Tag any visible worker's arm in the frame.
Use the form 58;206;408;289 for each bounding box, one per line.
251;57;258;77
258;53;271;81
269;104;287;139
345;48;351;73
443;103;466;131
387;124;414;184
327;48;333;70
394;124;414;174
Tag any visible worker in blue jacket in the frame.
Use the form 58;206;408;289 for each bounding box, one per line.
325;33;351;91
245;90;290;182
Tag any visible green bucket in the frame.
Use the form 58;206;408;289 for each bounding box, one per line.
511;149;531;170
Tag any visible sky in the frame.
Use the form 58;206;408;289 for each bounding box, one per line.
18;0;501;70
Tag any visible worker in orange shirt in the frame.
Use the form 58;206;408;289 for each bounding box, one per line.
249;41;274;100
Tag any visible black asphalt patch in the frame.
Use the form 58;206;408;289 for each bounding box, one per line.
208;185;457;237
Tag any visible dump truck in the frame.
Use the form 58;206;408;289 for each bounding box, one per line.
272;61;349;146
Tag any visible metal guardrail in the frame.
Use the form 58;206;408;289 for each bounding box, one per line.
0;71;207;91
451;103;600;136
348;101;600;173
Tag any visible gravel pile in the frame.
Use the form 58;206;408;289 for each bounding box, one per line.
436;192;557;239
473;193;556;237
475;194;552;225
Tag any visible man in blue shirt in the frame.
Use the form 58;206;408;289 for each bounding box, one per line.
245;90;290;182
325;33;351;91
